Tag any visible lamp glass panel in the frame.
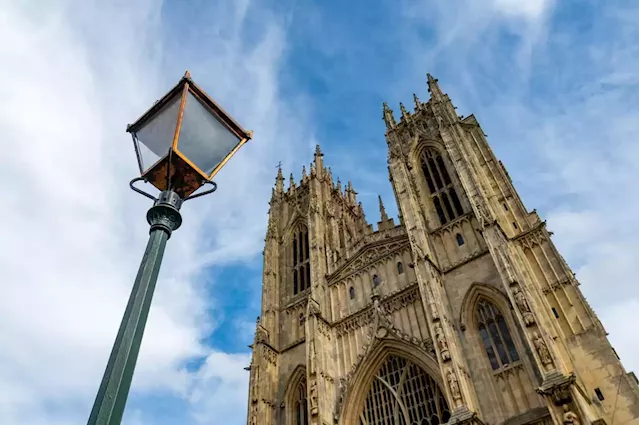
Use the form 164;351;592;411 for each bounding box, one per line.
178;92;241;175
135;93;182;172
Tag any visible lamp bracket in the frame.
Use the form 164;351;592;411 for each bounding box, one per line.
129;177;158;202
183;180;218;202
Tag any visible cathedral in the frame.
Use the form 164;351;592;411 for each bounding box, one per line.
245;74;639;425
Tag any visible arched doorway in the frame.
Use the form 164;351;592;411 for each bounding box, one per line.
359;355;451;425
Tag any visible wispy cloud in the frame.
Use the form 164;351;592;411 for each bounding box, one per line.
0;1;309;424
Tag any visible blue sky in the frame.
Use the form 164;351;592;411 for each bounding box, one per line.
0;1;637;424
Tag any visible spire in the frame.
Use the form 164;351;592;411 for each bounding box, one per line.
346;181;357;205
400;102;410;121
413;93;421;110
289;173;296;191
427;73;444;101
382;102;396;130
336;177;342;193
302;165;307;180
314;144;324;175
378;195;388;221
275;163;284;193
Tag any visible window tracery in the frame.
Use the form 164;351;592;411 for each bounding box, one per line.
359;355;450;425
419;148;464;226
295;378;309;425
476;299;520;370
292;223;311;295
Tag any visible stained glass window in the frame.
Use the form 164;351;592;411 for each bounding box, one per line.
295;379;308;425
359;355;450;425
292;223;311;295
476;299;520;370
420;148;465;226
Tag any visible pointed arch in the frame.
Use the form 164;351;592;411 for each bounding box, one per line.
408;138;466;228
337;338;445;425
458;282;511;331
459;283;522;371
283;365;308;425
286;219;311;296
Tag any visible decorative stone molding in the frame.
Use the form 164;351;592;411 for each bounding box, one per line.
493;363;525;381
316;317;332;340
429;212;475;235
262;345;278;365
536;372;576;406
514;224;547;249
380;285;420;315
333;283;421;336
346;225;407;259
328;238;410;284
541;276;575;294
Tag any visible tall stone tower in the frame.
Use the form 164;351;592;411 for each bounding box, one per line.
245;75;639;425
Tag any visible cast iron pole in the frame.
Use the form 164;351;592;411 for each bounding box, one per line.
87;191;183;425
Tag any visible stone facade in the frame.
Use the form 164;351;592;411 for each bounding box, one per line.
245;75;639;425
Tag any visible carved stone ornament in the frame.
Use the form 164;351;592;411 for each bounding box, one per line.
329;239;409;283
255;323;269;344
537;372;575;406
309;340;317;375
251;365;259;402
262;345;277;365
249;402;258;425
307;297;321;317
434;322;451;361
309;378;319;416
563;405;581;425
512;286;536;326
446;368;462;405
409;233;427;261
532;331;553;367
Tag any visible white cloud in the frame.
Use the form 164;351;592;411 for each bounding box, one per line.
0;1;309;424
492;0;553;20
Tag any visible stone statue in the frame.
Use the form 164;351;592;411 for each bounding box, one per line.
309;379;319;416
309;341;317;375
435;322;451;361
532;331;552;366
563;405;581;425
447;369;461;402
512;286;536;326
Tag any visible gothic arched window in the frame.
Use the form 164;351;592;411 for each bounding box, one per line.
292;223;311;295
359;355;450;425
397;262;404;274
476;299;520;370
420;148;464;226
295;378;309;425
455;233;465;246
349;287;355;299
372;274;381;287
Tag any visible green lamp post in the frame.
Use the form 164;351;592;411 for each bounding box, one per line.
86;71;253;425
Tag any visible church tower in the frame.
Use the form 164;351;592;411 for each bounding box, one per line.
245;75;639;425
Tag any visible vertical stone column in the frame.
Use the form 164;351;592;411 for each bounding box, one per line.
437;119;598;424
247;322;278;425
305;298;335;425
389;155;482;422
